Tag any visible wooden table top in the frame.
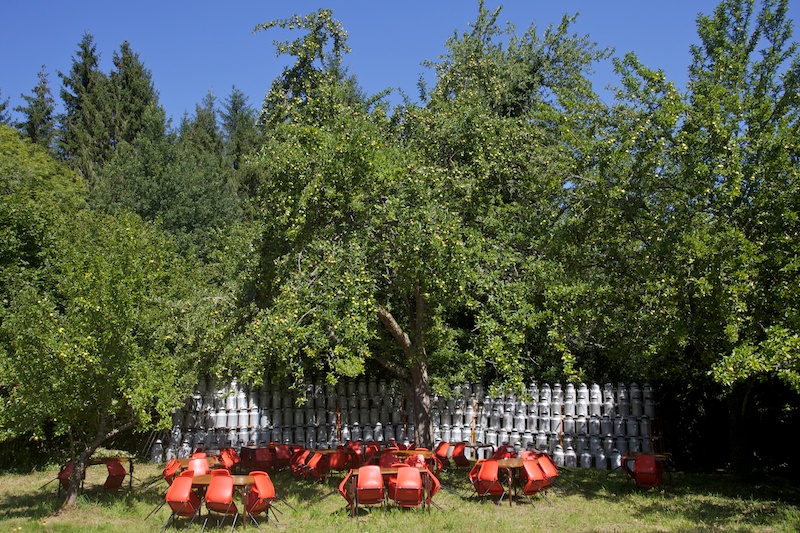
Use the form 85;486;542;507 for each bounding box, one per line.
191;473;255;487
176;456;222;468
495;458;525;469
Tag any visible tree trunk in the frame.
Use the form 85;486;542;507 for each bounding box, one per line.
62;448;93;511
58;419;134;511
407;358;433;448
376;284;433;448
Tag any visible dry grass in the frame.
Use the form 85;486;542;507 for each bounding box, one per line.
1;460;798;532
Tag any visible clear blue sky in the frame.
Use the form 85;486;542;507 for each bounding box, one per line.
3;1;794;124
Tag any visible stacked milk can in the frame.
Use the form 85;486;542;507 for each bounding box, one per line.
164;377;657;471
164;376;416;460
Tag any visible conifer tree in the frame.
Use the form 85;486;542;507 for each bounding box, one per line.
0;89;11;125
220;85;258;172
58;32;111;183
14;66;57;151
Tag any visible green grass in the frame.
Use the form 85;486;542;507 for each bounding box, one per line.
1;461;798;532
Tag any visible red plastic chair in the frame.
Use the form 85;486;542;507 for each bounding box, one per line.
186;457;209;476
536;453;560;483
245;471;277;526
520;459;552;499
517;449;537;460
219;448;238;471
328;448;353;473
490;445;514;460
203;469;239;531
303;452;327;482
379;452;400;468
103;459;127;491
354;465;385;516
57;461;78;493
346;441;364;466
389;466;424;509
253;447;275;471
405;453;427;469
162;458;181;485
632;453;663;489
161;471;201;532
273;444;293;470
469;460;506;501
425;466;441;509
290;449;311;477
451;442;471;468
364;443;380;465
434;441;451;470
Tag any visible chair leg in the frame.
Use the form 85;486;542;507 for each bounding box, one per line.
145;499;166;520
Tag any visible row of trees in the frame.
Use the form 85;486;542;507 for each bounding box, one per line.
1;0;798;508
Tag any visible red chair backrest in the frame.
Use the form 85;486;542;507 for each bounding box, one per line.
357;465;383;489
395;466;422;488
379;452;400;468
491;445;513;460
633;454;663;488
521;459;551;494
517;450;536;460
393;467;423;506
451;442;466;457
187;457;209;476
58;461;75;490
356;465;384;504
536;454;559;479
254;447;275;470
246;471;276;514
328;449;352;471
103;459;127;491
346;441;364;465
205;471;235;511
474;460;504;496
405;454;427;468
305;452;326;480
162;458;180;485
435;441;449;458
274;444;293;469
165;471;201;516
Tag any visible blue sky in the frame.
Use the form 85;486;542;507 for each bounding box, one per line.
3;1;794;124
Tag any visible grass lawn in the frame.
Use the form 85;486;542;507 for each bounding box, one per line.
1;460;798;532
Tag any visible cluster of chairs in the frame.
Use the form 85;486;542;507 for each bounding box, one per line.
468;448;561;504
154;449;281;532
337;462;442;516
55;458;129;497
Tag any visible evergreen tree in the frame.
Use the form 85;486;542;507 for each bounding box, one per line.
14;66;57;151
0;89;11;124
58;32;111;183
220;85;258;172
180;90;222;154
109;40;161;147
